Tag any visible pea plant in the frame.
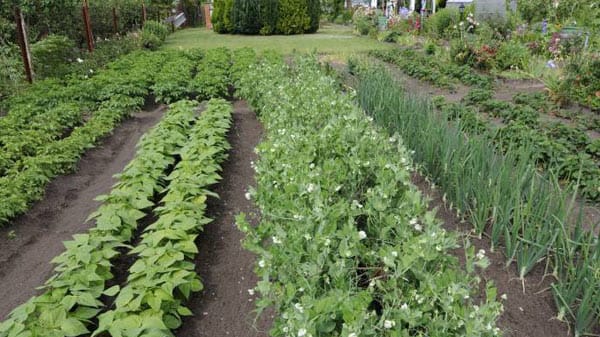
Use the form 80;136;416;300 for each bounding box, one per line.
237;54;502;337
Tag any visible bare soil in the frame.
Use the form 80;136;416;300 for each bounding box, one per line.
0;106;166;319
176;101;272;337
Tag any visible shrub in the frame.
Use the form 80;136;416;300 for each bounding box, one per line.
0;44;24;101
213;0;318;35
31;35;78;78
232;0;261;34
495;39;531;70
140;21;169;50
259;0;279;34
276;0;310;34
212;0;235;33
426;8;459;38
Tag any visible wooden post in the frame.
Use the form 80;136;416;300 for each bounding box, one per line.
141;3;147;27
82;0;94;52
112;7;118;34
14;7;33;83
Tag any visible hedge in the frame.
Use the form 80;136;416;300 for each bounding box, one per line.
212;0;320;35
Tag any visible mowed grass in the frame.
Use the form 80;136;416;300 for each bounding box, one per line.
163;24;391;56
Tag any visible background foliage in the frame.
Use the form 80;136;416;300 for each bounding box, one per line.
212;0;321;35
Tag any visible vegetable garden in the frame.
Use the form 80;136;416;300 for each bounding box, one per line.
1;1;599;337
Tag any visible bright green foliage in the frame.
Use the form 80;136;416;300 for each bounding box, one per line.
151;50;200;103
276;0;310;35
0;99;198;337
212;0;235;33
192;47;232;100
30;35;78;78
237;55;501;337
0;51;170;225
141;21;170;50
93;99;232;337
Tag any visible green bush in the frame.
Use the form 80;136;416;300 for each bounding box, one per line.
212;0;235;33
426;8;459;38
0;44;24;101
140;20;168;50
495;39;531;70
232;0;261;34
31;35;78;78
213;0;318;35
276;0;310;34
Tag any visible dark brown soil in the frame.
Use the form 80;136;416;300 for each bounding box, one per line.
0;106;166;320
176;101;271;337
411;173;573;337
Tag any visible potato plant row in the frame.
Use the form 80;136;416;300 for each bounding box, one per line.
0;52;170;225
237;55;502;337
94;99;232;337
0;100;199;337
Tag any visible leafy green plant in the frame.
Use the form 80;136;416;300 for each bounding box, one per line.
495;39;531;71
93;99;232;336
0;99;199;337
237;54;502;337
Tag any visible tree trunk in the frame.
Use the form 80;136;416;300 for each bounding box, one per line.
346;0;352;9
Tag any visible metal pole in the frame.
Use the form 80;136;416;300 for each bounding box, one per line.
82;0;94;52
14;6;33;83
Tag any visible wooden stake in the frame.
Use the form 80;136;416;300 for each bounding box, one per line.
82;0;94;52
112;7;118;34
142;3;147;27
14;7;33;83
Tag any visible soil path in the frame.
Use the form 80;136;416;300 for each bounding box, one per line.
412;173;573;337
0;106;166;319
176;101;271;337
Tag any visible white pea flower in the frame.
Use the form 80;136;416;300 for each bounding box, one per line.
384;320;396;329
501;293;508;300
324;238;331;246
76;57;84;63
294;303;304;313
304;234;312;240
476;249;486;260
391;251;398;257
258;260;266;268
401;303;408;310
309;163;315;169
358;231;367;240
414;223;423;232
245;192;252;200
298;328;307;337
248;289;255;296
272;236;282;244
349;333;358;337
307;183;315;193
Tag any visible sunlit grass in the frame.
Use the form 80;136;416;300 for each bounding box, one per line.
163;23;392;56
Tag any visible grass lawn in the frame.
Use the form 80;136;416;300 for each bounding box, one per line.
163;24;391;57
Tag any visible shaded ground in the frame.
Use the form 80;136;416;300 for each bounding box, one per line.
411;173;572;337
0;106;166;319
176;101;272;337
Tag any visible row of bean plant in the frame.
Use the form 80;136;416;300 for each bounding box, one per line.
0;100;199;337
237;54;502;337
94;98;232;336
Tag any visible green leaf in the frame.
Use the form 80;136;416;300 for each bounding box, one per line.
61;318;89;336
103;285;120;297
